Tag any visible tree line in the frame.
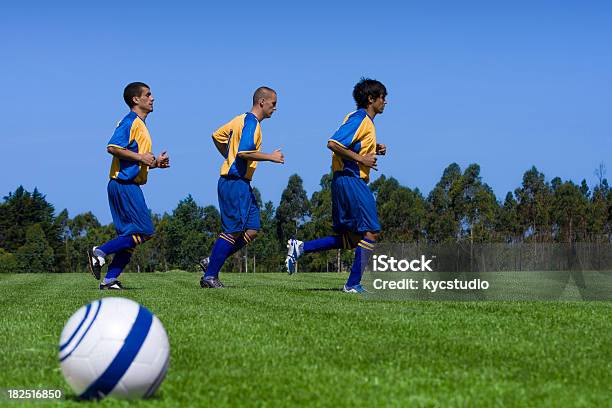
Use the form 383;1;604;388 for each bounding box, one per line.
0;163;610;273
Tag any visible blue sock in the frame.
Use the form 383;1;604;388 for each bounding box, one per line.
98;234;141;256
346;238;375;287
103;250;132;283
303;236;343;253
205;234;238;278
227;231;253;257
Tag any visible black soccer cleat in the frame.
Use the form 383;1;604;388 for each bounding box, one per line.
200;276;225;289
87;248;102;280
99;280;124;290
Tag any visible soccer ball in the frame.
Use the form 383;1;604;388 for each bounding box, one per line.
58;297;170;400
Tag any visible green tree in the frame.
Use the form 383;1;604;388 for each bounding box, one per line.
64;212;112;272
249;200;284;272
514;166;553;242
276;174;310;243
0;248;18;273
371;175;428;243
589;179;609;241
299;174;337;272
15;224;55;273
165;196;219;271
452;164;499;243
54;209;70;271
498;192;521;242
426;163;462;243
0;187;61;257
551;180;588;243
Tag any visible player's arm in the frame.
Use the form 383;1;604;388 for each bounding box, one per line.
107;146;156;167
327;112;377;168
237;150;284;163
107;121;163;168
327;141;377;170
234;116;283;163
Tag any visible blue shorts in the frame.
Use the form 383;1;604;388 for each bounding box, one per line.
218;177;261;233
107;179;154;237
332;172;380;234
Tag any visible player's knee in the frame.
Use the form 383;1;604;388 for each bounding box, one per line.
227;232;242;242
244;230;258;242
132;234;152;246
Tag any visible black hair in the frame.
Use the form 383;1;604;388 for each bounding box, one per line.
123;82;150;108
252;86;276;105
352;78;387;109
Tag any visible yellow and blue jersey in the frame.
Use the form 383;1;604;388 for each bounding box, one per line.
328;109;377;183
107;111;152;185
213;112;262;181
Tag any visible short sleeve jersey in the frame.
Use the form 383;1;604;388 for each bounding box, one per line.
212;112;262;181
328;109;377;183
107;111;152;185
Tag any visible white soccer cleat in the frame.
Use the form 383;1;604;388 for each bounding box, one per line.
92;247;106;267
343;284;368;294
285;238;304;275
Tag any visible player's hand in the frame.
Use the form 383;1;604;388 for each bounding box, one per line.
269;149;285;164
139;152;156;167
376;143;387;155
360;153;377;170
157;151;170;168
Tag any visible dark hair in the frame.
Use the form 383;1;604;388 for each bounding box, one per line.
123;82;150;108
252;86;276;105
353;78;387;109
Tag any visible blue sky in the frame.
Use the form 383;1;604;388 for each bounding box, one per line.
2;1;611;223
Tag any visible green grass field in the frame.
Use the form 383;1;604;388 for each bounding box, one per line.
0;272;610;407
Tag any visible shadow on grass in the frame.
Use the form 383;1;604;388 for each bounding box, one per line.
98;287;144;291
304;288;343;292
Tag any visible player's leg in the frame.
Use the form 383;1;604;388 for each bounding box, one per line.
202;232;239;287
201;178;258;288
99;248;132;290
202;178;243;283
343;178;380;293
203;228;257;274
99;235;151;288
344;231;378;292
285;174;352;274
99;182;154;287
88;180;154;281
286;234;349;274
230;184;261;254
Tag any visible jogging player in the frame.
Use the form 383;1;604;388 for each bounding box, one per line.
286;78;387;293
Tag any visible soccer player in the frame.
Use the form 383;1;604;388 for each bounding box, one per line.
285;78;387;293
200;87;284;288
87;82;170;290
